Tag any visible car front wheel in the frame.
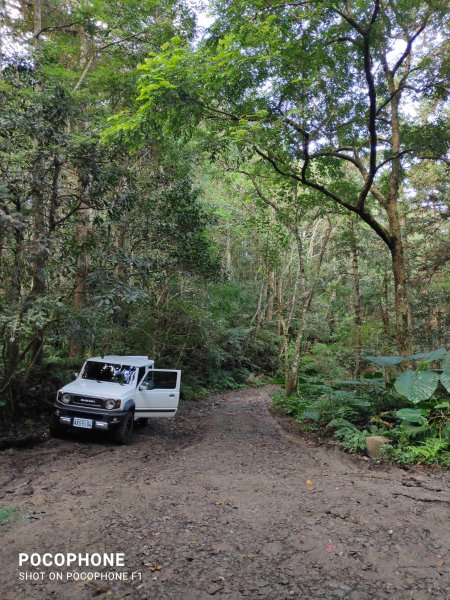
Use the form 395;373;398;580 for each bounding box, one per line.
112;411;134;445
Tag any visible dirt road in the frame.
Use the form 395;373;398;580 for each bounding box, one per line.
0;387;449;599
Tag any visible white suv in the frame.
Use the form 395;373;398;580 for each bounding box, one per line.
50;356;181;444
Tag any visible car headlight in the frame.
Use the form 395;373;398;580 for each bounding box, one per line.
104;398;120;410
61;393;71;404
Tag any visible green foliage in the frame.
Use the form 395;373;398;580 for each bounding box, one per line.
366;355;405;367
0;508;15;523
272;380;375;430
271;392;304;417
367;349;450;403
381;439;450;467
395;408;428;426
272;350;449;467
394;370;440;403
366;348;448;368
300;343;348;380
440;354;450;393
1;0;449;449
329;422;370;452
1;0;279;419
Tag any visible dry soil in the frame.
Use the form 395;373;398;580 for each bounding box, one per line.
0;386;449;599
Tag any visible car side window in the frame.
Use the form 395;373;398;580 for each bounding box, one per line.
141;371;177;390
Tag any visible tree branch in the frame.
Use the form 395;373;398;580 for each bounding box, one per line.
357;31;378;209
392;17;430;77
334;8;366;35
195;99;240;121
35;21;82;39
253;146;393;248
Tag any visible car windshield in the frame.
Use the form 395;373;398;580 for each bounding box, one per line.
81;361;136;385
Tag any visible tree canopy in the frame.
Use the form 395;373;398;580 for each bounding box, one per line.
0;1;448;450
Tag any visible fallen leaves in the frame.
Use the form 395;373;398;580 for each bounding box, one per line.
144;563;164;572
214;500;238;509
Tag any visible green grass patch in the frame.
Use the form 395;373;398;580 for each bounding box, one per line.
0;507;15;523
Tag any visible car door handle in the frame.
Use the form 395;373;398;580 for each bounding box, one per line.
169;394;175;397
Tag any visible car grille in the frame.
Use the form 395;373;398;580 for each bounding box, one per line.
71;395;104;409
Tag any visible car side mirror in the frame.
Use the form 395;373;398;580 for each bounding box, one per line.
139;382;148;391
73;372;78;379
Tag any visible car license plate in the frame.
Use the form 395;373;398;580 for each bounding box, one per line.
73;417;93;429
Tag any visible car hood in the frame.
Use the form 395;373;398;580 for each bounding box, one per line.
60;379;133;399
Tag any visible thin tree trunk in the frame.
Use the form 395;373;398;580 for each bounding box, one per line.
381;268;390;332
69;28;91;358
349;217;362;376
49;157;62;231
225;231;232;280
285;222;331;396
68;199;90;358
325;256;338;338
384;75;412;356
0;0;5;68
4;228;23;375
386;189;411;355
251;282;267;328
389;238;412;356
276;276;283;335
266;270;275;321
28;0;45;364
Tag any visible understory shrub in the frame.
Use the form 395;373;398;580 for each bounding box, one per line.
271;348;449;467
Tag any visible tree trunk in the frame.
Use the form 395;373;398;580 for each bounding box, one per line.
30;148;46;298
69;28;91;358
266;270;275;321
385;76;412;356
379;267;390;336
28;0;45;364
2;227;24;415
224;231;232;280
284;302;309;397
275;275;283;335
390;240;412;356
348;217;362;376
68;200;90;358
284;221;331;396
0;0;5;68
386;198;411;356
251;282;267;329
49;156;62;231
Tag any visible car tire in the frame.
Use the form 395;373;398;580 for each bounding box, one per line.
113;411;134;445
49;414;67;438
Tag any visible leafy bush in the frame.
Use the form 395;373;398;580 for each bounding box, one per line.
300;343;348;380
381;439;450;467
271;348;449;467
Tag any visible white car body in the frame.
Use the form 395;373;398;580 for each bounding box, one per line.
51;355;181;439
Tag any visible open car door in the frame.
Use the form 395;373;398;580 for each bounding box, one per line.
135;369;181;418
